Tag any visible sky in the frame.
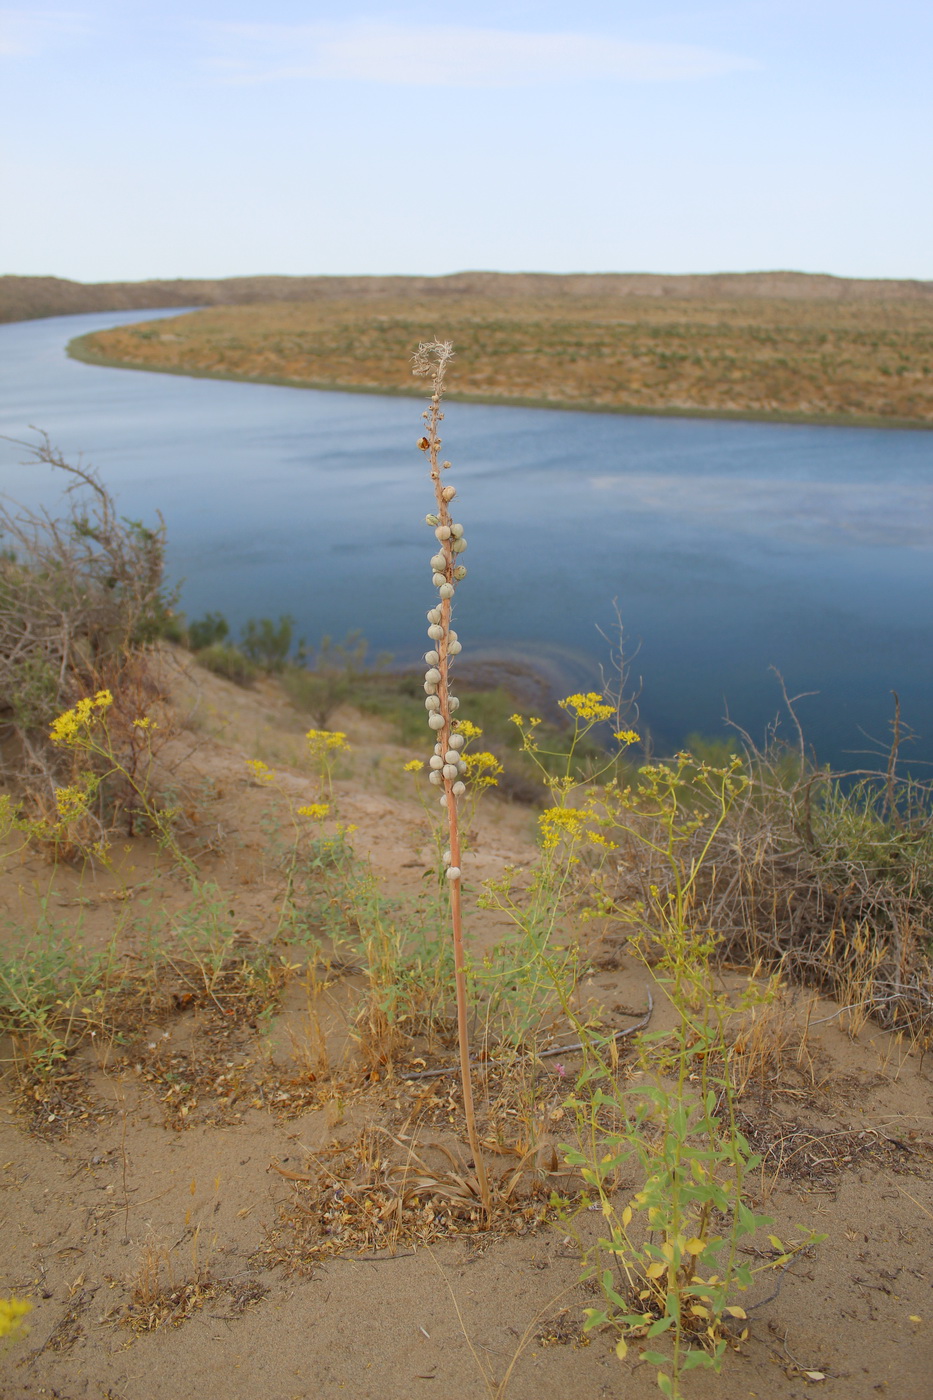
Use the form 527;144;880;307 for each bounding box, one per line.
1;1;931;283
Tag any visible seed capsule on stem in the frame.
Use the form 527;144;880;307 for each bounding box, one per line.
427;625;444;641
425;695;440;711
413;337;491;1219
425;668;441;684
424;650;440;665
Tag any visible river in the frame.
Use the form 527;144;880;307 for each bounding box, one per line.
1;309;931;769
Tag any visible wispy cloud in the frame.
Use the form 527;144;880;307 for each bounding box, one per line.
0;7;87;57
207;21;756;87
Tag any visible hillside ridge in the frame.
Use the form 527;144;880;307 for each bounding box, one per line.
4;268;933;324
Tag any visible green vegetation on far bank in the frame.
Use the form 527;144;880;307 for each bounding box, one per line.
68;291;933;428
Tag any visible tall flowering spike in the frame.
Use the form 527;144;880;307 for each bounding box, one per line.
412;341;471;814
412;340;490;1216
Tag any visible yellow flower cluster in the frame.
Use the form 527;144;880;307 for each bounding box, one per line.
49;690;113;745
452;719;483;742
508;714;541;729
53;783;92;819
132;715;156;731
403;759;424;772
538;806;589;850
585;829;619;850
462;751;503;788
558;692;615;723
297;803;330;820
615;729;641;746
305;729;349;756
0;794;22;836
0;1296;31;1340
245;758;275;785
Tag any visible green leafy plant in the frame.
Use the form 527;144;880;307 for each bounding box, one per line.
187;611;230;650
555;755;824;1397
240;614;294;672
194;642;258;685
285;630;389;728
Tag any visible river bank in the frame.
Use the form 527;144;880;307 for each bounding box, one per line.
4;308;933;772
66;290;933;430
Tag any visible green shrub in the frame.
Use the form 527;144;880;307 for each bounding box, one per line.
284;631;389;726
240;614;294;672
188;611;229;650
194;643;257;685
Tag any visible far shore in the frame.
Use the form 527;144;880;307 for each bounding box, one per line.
66;328;933;433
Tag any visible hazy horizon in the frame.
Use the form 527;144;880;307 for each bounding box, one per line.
2;2;931;285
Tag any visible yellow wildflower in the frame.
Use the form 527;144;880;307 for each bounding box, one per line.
559;692;615;723
49;690;113;745
297;803;330;820
305;729;349;752
245;759;275;784
132;716;155;730
462;751;503;788
0;1296;32;1340
508;713;523;726
615;729;641;746
403;759;424;773
538;806;588;850
54;784;91;820
452;719;482;742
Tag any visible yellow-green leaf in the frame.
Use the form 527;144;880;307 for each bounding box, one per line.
646;1261;666;1279
725;1306;747;1319
686;1237;705;1255
615;1338;628;1360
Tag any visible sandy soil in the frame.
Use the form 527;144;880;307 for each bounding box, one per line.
2;653;931;1400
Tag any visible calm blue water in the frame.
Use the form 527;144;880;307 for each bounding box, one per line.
1;309;931;769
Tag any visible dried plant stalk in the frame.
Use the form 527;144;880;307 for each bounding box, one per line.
413;340;491;1215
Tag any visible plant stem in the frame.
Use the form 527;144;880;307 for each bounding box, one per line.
421;348;491;1217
